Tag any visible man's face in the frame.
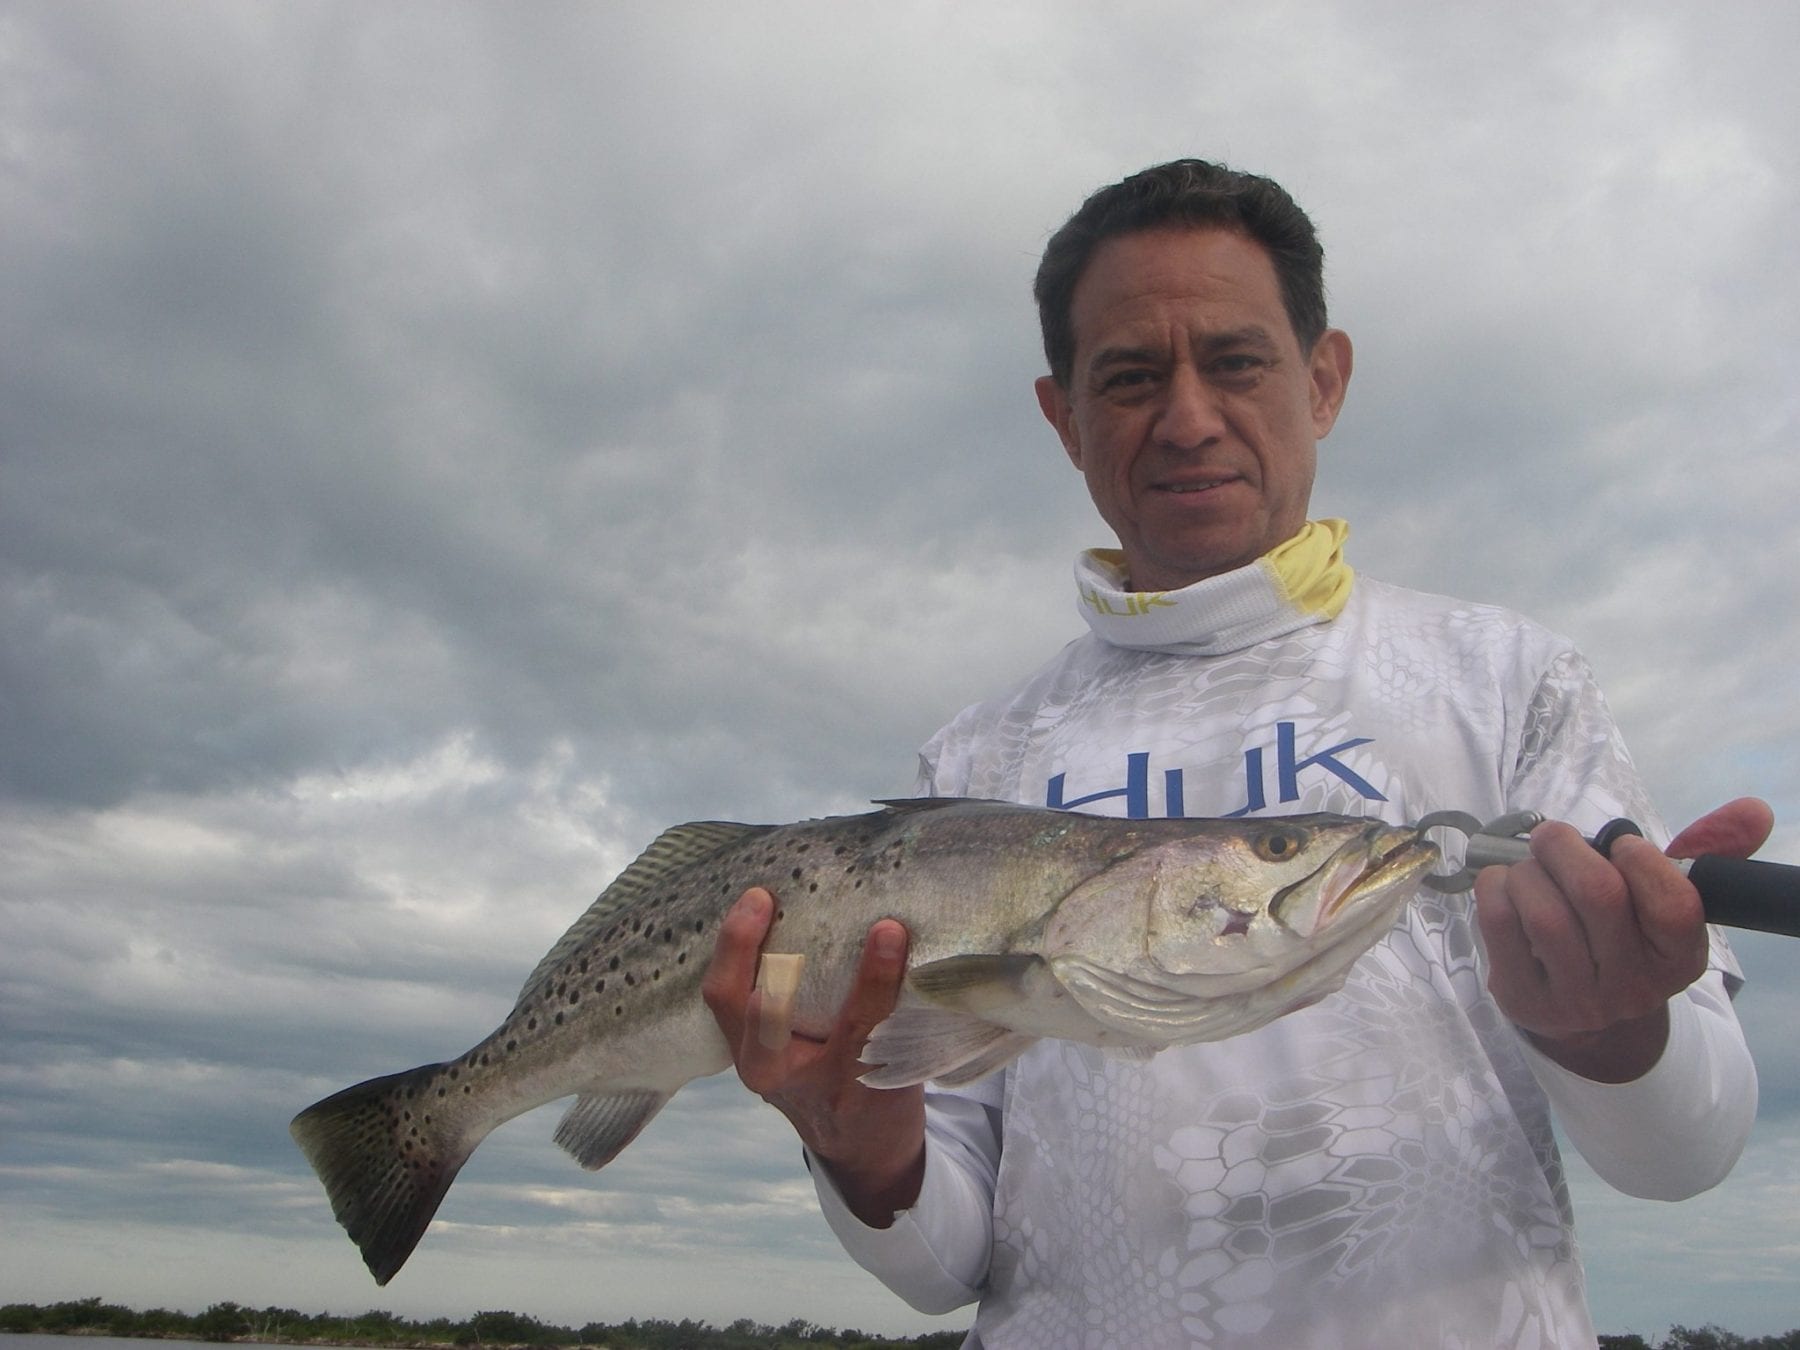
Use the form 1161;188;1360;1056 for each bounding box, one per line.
1035;227;1353;592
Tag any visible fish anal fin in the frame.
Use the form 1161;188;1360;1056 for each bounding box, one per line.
858;999;1035;1090
553;1090;671;1171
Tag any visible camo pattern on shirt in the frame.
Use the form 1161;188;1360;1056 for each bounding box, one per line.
917;575;1733;1349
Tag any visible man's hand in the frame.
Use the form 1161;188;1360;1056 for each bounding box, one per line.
1474;798;1773;1081
702;888;927;1227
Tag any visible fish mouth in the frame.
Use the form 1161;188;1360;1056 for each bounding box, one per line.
1274;825;1438;935
1325;826;1437;920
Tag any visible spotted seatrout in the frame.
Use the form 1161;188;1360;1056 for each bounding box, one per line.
291;798;1435;1283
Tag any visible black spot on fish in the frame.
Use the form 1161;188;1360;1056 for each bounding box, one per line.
506;1040;517;1052
555;1012;565;1025
610;956;621;971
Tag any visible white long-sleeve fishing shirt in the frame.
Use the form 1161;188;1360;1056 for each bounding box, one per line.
814;524;1756;1350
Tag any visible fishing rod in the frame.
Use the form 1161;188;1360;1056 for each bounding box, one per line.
1415;810;1799;937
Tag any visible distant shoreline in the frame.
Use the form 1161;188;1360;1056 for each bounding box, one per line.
0;1302;969;1350
5;1337;422;1349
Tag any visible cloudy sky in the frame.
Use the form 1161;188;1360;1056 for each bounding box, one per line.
3;0;1797;1340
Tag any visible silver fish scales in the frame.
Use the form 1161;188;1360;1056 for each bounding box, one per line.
291;798;1435;1284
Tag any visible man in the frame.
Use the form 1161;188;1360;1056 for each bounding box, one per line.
704;160;1762;1347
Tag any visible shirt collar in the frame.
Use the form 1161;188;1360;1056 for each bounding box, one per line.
1074;519;1354;656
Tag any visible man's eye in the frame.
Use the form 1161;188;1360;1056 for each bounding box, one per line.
1101;369;1157;391
1211;354;1265;377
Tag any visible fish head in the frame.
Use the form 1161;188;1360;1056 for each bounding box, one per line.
1145;816;1434;978
1043;815;1438;1044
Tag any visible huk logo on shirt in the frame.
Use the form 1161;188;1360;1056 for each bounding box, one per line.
1080;587;1177;617
1045;721;1388;819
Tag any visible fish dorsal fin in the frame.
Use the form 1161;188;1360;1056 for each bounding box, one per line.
515;819;771;1008
869;796;1033;815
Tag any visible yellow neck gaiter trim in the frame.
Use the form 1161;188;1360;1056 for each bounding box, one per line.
1264;518;1354;620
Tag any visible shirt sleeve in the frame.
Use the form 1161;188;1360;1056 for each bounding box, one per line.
1505;648;1757;1194
809;1080;1002;1314
1517;970;1758;1198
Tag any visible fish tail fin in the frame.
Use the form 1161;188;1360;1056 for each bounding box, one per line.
290;1062;483;1285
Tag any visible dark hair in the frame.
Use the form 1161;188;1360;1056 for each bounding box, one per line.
1034;159;1328;387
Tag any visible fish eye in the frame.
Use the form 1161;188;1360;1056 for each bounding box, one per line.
1255;826;1309;862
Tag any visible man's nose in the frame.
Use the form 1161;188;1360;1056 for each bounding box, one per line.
1152;364;1226;450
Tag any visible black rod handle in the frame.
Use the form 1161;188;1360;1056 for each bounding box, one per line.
1594;818;1800;938
1686;855;1800;939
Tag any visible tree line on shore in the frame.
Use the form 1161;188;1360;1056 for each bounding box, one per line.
6;1298;1800;1349
0;1299;963;1350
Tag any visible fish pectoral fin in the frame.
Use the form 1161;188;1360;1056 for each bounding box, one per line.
553;1089;672;1171
858;998;1035;1090
906;953;1049;1016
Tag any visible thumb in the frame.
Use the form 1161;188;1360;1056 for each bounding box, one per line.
1665;797;1774;861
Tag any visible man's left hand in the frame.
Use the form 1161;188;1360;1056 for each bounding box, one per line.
1473;798;1772;1082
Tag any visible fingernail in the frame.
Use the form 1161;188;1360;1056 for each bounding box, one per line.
735;889;771;919
873;924;905;961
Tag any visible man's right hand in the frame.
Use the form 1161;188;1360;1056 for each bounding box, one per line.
701;887;927;1227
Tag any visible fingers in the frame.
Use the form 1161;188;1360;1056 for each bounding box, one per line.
1475;821;1708;1038
828;920;910;1058
701;887;776;1052
1608;833;1705;971
703;890;913;1097
1474;825;1617;1022
1527;822;1634;974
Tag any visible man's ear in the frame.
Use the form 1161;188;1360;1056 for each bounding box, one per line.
1035;374;1084;469
1307;329;1354;438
